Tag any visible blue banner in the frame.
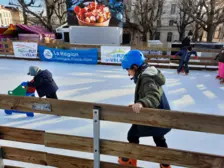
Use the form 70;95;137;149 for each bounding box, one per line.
38;46;98;64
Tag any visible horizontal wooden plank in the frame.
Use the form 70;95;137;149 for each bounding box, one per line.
1;127;223;167
147;60;170;64
0;51;12;55
4;166;23;168
171;60;217;66
2;40;222;53
0;127;44;144
97;62;217;70
47;153;136;168
198;57;216;61
2;146;134;168
45;133;224;168
0;57;39;61
39;41;220;53
144;54;216;62
145;54;170;59
0;42;10;45
0;94;224;134
2;147;47;165
132;46;220;53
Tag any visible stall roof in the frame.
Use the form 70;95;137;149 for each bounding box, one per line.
16;24;55;38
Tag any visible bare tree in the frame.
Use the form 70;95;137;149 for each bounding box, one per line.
174;0;194;41
184;0;224;42
10;0;67;31
124;0;164;42
54;0;67;26
9;0;41;24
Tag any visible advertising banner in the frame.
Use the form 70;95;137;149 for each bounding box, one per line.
13;42;38;58
38;46;98;64
101;46;130;63
67;0;124;27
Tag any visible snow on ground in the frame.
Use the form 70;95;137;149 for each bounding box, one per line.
0;59;223;168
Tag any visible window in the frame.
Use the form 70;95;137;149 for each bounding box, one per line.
155;32;160;40
171;4;176;14
167;32;173;42
157;20;161;27
169;20;174;26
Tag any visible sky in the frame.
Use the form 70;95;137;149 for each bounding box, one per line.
1;0;9;6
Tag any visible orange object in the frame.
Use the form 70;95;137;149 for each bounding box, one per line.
118;157;137;167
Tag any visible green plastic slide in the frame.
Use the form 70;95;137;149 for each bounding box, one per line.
8;85;27;96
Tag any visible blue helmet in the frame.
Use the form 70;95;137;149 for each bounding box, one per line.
121;50;146;69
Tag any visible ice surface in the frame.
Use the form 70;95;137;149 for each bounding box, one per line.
0;59;223;168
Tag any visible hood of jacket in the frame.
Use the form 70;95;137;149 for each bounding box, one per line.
141;66;165;86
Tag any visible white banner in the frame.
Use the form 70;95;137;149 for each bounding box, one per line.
13;42;38;58
101;46;131;63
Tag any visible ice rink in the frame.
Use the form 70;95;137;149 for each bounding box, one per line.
0;59;223;168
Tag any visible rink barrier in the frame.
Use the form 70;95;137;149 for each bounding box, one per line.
0;40;219;70
40;42;221;53
0;94;224;168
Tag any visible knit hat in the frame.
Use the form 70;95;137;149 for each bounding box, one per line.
27;66;41;76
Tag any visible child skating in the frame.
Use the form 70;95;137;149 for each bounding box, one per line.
24;66;59;99
215;47;224;84
119;50;171;168
173;46;198;75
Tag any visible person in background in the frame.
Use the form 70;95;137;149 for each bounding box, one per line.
182;30;193;49
118;50;171;168
173;46;198;75
215;47;224;84
25;66;59;99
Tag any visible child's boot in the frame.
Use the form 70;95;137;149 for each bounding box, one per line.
220;79;224;84
118;157;137;167
160;164;171;168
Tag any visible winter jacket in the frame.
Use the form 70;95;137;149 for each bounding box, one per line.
215;48;224;63
27;70;58;97
182;37;191;48
134;66;170;110
175;49;197;62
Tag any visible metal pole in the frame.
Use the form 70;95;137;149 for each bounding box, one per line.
93;106;100;168
0;147;4;168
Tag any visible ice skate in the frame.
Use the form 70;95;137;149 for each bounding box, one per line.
118;157;137;167
220;79;224;84
216;75;221;80
181;67;184;73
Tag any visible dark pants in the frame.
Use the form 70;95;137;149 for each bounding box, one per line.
46;92;58;99
128;124;170;166
177;60;189;74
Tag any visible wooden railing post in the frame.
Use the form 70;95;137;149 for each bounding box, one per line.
0;147;4;168
93;106;101;168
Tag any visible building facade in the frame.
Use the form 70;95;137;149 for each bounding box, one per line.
124;0;192;45
5;6;24;24
0;5;12;27
207;23;224;43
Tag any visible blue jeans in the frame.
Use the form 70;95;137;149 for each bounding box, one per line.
178;59;189;73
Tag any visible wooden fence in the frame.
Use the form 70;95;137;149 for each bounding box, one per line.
0;39;220;70
0;94;224;168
